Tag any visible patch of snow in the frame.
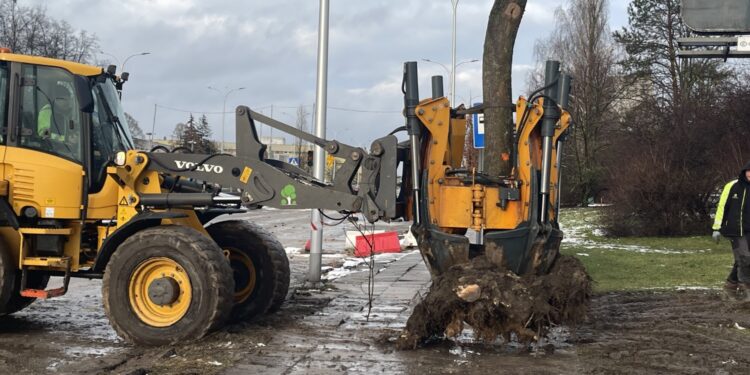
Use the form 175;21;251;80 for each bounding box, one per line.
675;286;714;291
576;253;590;257
285;247;303;254
62;345;119;358
734;322;747;330
449;346;467;358
400;230;418;248
208;361;223;366
322;250;415;281
343;259;365;268
644;286;718;291
322;267;363;281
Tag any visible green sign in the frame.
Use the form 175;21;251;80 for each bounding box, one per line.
280;184;297;206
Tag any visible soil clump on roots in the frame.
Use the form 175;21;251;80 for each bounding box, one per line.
396;254;591;349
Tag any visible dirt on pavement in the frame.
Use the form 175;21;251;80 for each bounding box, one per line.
577;290;750;374
1;276;750;374
0;209;749;374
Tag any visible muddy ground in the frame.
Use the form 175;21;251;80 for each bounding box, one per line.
0;209;749;374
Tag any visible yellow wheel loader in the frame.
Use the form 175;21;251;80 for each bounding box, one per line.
0;49;571;345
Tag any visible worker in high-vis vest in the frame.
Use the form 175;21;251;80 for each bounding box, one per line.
38;85;72;141
713;161;750;297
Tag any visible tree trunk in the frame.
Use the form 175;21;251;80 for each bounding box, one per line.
483;0;527;177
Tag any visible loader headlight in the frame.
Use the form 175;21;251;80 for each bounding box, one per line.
114;151;127;166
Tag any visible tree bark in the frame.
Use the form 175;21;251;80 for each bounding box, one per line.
483;0;527;177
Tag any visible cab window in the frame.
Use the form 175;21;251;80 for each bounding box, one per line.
18;64;82;162
0;62;7;144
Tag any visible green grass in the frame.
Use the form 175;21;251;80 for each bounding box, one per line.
559;207;734;293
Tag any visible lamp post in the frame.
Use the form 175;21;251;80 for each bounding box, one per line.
451;0;459;105
421;58;479;103
309;0;330;285
122;52;151;72
208;86;246;154
101;51;151;72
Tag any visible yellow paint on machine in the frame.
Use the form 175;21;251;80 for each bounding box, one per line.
2;147;83;219
0;52;102;76
239;166;253;183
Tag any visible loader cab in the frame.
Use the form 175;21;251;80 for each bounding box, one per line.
0;52;133;223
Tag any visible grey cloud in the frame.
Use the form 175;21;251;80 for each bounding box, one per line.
32;0;629;147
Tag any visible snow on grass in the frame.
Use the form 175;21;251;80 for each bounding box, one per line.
560;208;708;254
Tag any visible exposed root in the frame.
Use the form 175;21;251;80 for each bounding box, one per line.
396;255;591;350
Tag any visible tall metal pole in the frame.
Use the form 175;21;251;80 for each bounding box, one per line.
150;104;157;149
209;86;245;154
221;98;227;153
308;0;329;284
269;105;274;158
450;0;459;105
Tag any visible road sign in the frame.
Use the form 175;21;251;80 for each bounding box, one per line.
472;103;484;149
288;157;300;166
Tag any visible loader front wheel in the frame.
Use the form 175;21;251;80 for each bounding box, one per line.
207;220;290;321
103;225;234;345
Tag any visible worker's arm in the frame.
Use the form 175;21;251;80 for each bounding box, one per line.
713;180;737;231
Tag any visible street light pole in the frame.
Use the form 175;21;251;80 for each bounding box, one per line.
208;86;246;154
151;103;158;149
308;0;330;285
451;0;459;105
122;52;151;72
421;58;478;102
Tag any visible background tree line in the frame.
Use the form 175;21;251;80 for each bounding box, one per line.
529;0;750;236
0;0;98;62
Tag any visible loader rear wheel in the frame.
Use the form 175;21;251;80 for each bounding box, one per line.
103;225;234;345
207;221;290;321
0;241;48;316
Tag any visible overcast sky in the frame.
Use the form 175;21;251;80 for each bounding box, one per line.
32;0;629;148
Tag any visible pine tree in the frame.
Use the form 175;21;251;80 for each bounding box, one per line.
197;114;218;154
172;114;217;153
613;0;728;117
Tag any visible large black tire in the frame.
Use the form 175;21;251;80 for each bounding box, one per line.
103;225;234;345
207;220;290;321
0;241;48;316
